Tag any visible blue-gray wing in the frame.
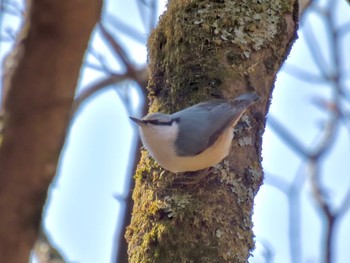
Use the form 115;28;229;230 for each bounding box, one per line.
173;93;258;156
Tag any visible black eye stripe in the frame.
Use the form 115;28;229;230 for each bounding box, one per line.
145;120;172;126
145;117;180;126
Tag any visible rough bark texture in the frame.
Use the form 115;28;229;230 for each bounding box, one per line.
126;0;298;262
0;1;102;262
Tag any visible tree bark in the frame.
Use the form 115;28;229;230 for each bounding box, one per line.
0;1;102;262
126;0;298;262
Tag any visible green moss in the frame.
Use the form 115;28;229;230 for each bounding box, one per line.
134;151;152;181
147;0;295;113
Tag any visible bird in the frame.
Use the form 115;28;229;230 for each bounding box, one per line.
130;93;259;172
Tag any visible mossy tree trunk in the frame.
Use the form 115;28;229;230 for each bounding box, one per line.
0;1;102;262
126;0;298;262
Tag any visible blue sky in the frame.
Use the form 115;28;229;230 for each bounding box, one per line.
1;1;350;263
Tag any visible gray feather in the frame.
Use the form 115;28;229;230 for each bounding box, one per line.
173;93;258;156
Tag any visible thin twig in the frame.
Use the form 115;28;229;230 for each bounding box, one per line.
87;47;116;74
258;239;275;263
267;2;349;263
105;14;147;43
264;172;289;194
267;116;309;157
98;22;149;91
288;169;306;263
304;4;346;263
148;0;158;31
299;0;314;17
303;19;330;80
283;63;327;84
309;160;335;263
337;186;350;218
1;0;23;16
136;0;149;33
337;21;350;37
72;67;147;116
99;23;131;70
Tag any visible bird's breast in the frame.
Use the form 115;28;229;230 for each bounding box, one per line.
140;124;234;172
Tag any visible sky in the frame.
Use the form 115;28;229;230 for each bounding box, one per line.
1;0;350;263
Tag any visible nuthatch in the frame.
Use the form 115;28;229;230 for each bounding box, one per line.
130;93;259;172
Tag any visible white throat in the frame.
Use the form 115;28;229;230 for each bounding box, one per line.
139;122;179;168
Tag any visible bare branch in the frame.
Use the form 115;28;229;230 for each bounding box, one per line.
98;22;148;90
105;14;147;43
303;22;330;80
136;0;149;33
337;186;350;218
283;63;327;84
87;47;116;74
309;160;335;263
71;67;148;116
337;21;350;37
299;0;313;17
98;23;131;69
258;239;275;263
266;165;306;263
267;116;309;157
264;172;290;194
0;0;23;16
135;0;159;32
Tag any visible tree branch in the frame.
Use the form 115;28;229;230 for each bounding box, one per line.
0;1;102;262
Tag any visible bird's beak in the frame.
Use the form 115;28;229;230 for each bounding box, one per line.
129;116;146;126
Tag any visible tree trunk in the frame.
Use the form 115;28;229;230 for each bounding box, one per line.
0;1;102;262
126;0;298;262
